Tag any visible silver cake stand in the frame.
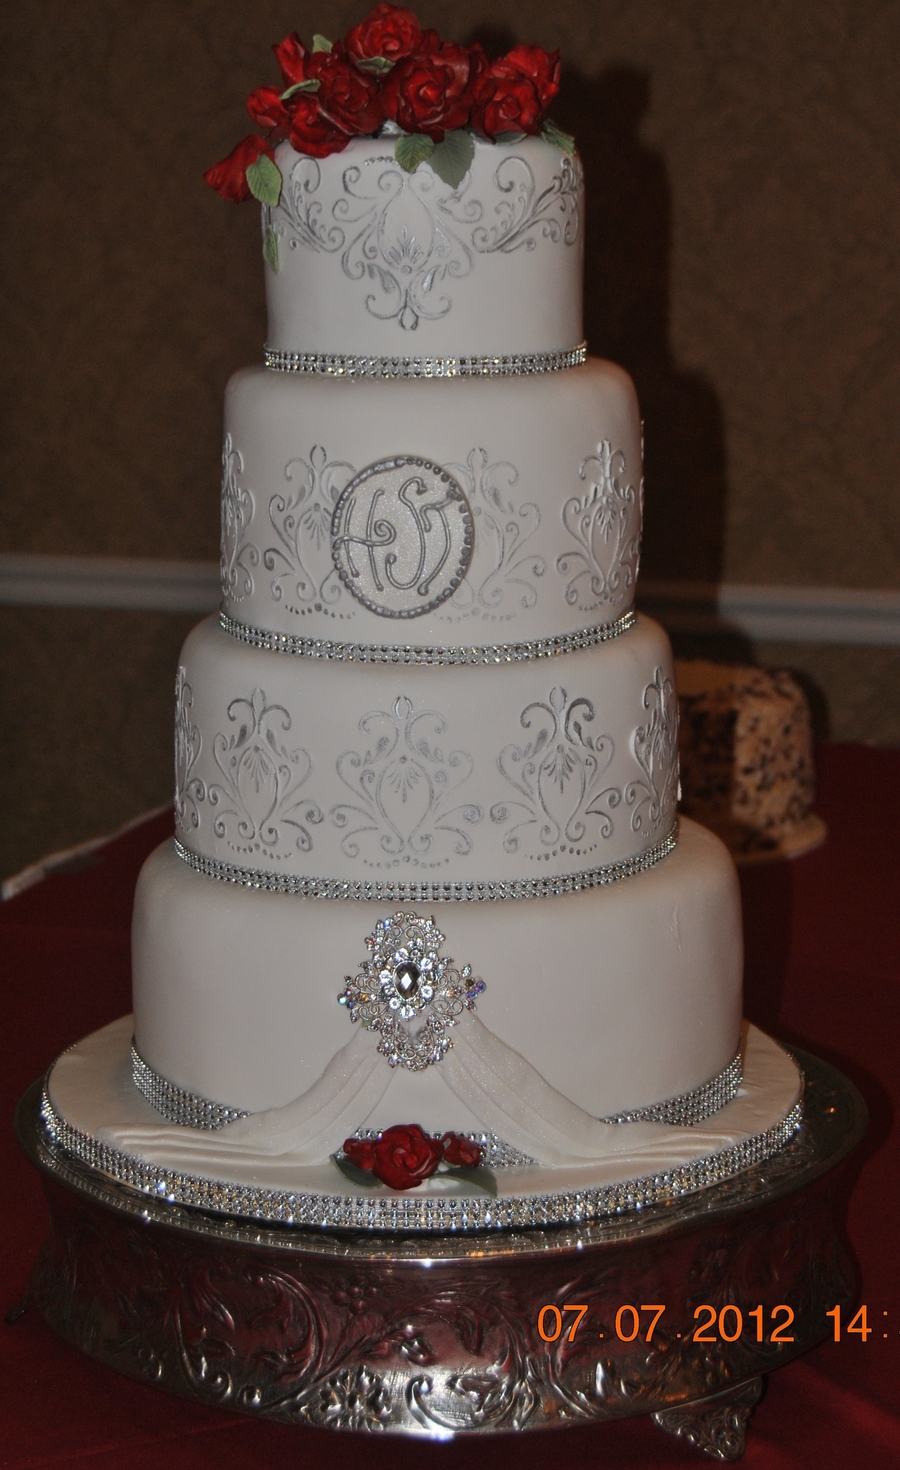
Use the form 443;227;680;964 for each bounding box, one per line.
16;1047;865;1462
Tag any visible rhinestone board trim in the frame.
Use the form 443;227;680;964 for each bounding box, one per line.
40;1086;803;1234
264;343;588;379
173;825;677;903
131;1042;741;1139
219;608;637;665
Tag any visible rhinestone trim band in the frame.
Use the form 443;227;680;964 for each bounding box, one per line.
40;1086;803;1234
130;1043;741;1140
601;1050;743;1125
219;608;636;665
174;825;677;904
131;1045;248;1131
264;343;588;379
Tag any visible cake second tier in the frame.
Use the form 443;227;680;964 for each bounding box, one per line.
220;358;643;648
175;613;678;894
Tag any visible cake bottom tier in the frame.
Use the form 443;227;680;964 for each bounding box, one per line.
131;818;743;1144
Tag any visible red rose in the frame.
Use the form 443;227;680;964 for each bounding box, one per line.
472;66;542;139
345;3;422;65
204;134;275;201
246;85;291;132
471;45;560;139
273;31;309;86
371;1124;443;1189
502;45;561;112
288;92;353;158
342;1136;377;1170
441;1133;482;1168
381;39;475;142
308;46;384;136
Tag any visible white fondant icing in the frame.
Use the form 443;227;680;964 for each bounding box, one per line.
263;136;583;360
132;819;741;1131
172;613;678;883
219;359;642;644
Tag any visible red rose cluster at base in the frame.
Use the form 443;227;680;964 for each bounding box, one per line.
343;1124;482;1189
204;2;561;200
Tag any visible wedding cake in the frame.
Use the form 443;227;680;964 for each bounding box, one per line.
42;8;802;1230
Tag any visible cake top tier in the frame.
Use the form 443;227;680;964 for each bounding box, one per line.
205;8;584;367
263;135;583;364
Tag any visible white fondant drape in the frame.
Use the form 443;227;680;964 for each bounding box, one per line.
98;1013;755;1170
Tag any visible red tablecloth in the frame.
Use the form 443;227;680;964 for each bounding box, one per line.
2;742;899;1468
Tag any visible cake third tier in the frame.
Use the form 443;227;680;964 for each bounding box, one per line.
175;612;678;895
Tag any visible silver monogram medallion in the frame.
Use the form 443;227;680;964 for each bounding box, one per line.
331;456;474;618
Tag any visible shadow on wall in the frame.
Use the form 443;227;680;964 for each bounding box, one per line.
555;63;728;587
463;34;723;585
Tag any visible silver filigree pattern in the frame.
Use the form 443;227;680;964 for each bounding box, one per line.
556;441;642;611
264;445;356;611
337;913;485;1070
174;667;205;831
267;150;580;333
264;157;346;255
208;688;323;856
40;1085;803;1233
219;607;636;664
469;155;581;254
131;1044;248;1130
173;823;678;901
491;687;621;854
301;1367;392;1431
263;343;588;378
331;695;482;864
442;449;543;618
331;457;474;618
627;668;680;836
219;434;259;602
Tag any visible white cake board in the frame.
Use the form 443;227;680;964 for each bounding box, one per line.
42;1017;802;1233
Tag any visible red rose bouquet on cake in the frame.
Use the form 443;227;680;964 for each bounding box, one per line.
205;3;571;205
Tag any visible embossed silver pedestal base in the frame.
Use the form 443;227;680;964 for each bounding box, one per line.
17;1049;864;1460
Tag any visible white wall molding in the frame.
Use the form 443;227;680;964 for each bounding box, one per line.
1;553;899;646
638;579;900;647
0;553;219;613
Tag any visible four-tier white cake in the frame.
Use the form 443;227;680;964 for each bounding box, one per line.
43;127;803;1230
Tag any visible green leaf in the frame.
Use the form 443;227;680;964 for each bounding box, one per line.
332;1153;381;1189
444;1165;498;1197
246;153;283;207
312;33;333;52
395;132;436;174
541;119;576;156
281;78;320;99
494;131;526;145
355;55;394;75
429;129;475;189
262;226;279;273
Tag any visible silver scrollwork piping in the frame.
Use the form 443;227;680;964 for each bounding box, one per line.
218;607;636;665
173;823;677;902
263;344;588;379
40;1084;803;1233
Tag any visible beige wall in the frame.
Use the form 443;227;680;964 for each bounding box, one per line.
2;2;898;876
